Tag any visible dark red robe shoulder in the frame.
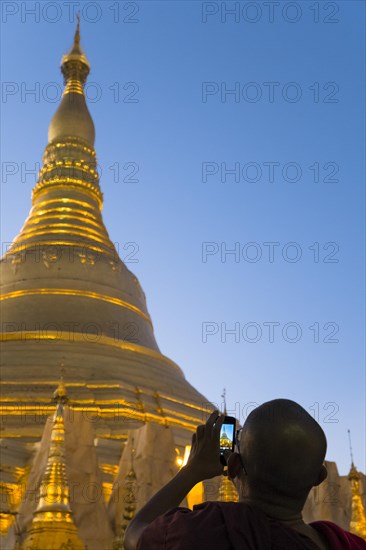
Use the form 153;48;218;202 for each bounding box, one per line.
137;501;365;549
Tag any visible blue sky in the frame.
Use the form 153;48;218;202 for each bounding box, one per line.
1;1;365;475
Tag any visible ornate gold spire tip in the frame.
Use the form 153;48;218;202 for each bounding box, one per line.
53;363;68;404
61;15;90;72
221;388;227;416
75;12;81;45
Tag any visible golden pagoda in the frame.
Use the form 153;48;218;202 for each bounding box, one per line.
1;20;365;545
21;383;85;549
0;21;209;539
348;463;366;540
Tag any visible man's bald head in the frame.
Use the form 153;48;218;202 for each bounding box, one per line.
239;399;327;503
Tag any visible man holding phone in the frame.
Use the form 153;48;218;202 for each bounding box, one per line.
125;399;365;549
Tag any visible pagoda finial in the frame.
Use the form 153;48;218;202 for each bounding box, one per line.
348;429;354;466
47;20;95;145
75;12;81;45
221;388;227;415
60;17;90;87
53;362;68;404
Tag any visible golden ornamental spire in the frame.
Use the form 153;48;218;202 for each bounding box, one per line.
221;388;227;415
61;14;91;95
218;473;239;503
48;17;95;146
347;430;366;541
4;21;119;260
53;362;68;404
113;441;138;549
21;382;85;550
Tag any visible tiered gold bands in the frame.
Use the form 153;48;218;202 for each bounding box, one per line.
0;289;151;324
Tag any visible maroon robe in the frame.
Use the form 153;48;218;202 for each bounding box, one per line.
137;501;366;549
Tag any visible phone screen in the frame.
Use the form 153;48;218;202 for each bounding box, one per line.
220;421;235;453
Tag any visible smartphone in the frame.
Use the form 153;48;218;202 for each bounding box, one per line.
219;416;236;465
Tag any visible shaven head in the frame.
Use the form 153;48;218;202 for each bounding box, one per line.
240;399;327;504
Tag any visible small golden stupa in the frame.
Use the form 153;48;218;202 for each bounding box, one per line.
347;431;366;541
21;382;85;549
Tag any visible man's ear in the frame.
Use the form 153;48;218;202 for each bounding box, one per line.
227;452;243;479
314;464;327;486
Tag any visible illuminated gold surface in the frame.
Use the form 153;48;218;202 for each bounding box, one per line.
100;464;119;477
64;79;84;95
1;381;208;414
32;205;98;218
0;404;198;431
39;162;98;179
32;177;103;206
51;142;95;155
22;385;85;549
30;207;99;221
1;289;151;323
13;227;111;247
4;240;114;257
19;222;109;241
33;183;102;209
1;330;185;372
0;513;15;536
348;463;366;540
218;474;239;502
33;197;97;212
27;214;105;231
103;482;113;503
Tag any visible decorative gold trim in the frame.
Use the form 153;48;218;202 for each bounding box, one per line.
0;398;203;424
50;141;95;155
0;289;151;323
33;176;101;195
26;213;103;229
63;78;84;95
31;197;98;213
1;331;185;374
30;207;99;221
19;221;109;240
39;163;98;179
0;382;208;412
32;181;103;209
12;228;112;247
0;404;198;430
3;240;115;257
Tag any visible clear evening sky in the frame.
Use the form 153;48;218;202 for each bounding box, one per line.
1;1;365;475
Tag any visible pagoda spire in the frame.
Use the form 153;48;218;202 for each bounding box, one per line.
347;430;366;541
217;474;239;503
48;17;95;145
61;14;91;93
221;388;227;415
113;440;138;549
4;21;118;259
22;380;85;549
